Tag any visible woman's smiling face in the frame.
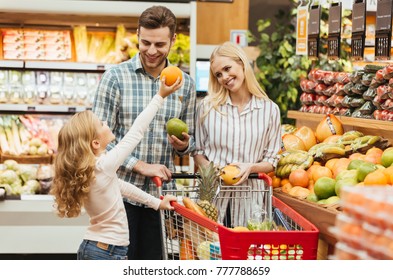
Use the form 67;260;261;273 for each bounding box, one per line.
211;55;245;94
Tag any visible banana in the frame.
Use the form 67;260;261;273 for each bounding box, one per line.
367;136;381;145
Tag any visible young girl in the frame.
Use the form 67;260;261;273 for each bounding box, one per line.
51;77;182;260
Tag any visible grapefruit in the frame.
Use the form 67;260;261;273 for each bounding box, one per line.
288;169;309;188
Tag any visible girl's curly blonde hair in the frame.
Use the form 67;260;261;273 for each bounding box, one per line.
51;110;97;218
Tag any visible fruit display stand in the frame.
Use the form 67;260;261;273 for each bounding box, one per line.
277;110;393;258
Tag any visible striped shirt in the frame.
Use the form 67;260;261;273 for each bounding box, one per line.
92;54;196;205
192;95;282;226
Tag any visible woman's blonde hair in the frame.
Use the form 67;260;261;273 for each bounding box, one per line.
51;110;97;218
203;41;269;119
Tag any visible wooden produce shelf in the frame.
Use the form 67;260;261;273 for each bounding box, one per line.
287;111;393;144
274;190;339;247
1;154;52;164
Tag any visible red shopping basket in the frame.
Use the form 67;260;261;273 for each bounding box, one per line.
170;196;319;260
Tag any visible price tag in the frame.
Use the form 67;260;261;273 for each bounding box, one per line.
327;2;342;60
296;4;308;55
68;107;76;113
27;106;36;112
351;0;367;60
308;5;321;59
375;0;393;60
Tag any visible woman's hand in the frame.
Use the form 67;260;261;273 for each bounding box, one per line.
159;195;177;210
231;162;255;185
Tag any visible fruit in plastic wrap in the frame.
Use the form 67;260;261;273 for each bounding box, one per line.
315;113;344;143
300;79;316;93
314;83;328;95
362;87;377;101
351;83;368;95
349;71;364;83
359;101;376;115
361;73;374;86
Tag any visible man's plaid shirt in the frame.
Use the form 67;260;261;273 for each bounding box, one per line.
92;54;196;206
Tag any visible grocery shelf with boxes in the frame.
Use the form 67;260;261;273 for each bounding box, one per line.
0;0;196;257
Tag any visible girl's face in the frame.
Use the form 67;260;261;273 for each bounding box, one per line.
93;115;115;151
211;55;246;94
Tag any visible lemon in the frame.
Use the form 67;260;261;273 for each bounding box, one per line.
166;118;188;140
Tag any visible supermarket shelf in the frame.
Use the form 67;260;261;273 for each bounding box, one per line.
24;61;115;71
0;104;90;113
0;60;24;69
288;110;393;131
287;110;393;144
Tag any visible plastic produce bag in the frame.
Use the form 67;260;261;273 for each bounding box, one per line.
349;71;364;83
358;101;376;115
362;87;377;101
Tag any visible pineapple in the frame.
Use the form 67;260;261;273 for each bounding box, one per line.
196;161;220;222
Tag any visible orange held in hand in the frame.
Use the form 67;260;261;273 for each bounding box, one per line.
160;65;183;86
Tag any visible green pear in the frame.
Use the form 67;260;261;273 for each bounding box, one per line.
335;178;358;197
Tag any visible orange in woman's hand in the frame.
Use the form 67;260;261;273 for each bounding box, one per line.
160;66;183;86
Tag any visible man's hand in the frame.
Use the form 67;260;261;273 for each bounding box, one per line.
167;133;189;152
134;161;172;182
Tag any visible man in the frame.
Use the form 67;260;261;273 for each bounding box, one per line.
92;5;196;260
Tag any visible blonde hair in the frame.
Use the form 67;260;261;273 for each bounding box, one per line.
51;110;97;218
202;41;269;120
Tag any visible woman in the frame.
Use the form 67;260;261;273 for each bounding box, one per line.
192;41;282;227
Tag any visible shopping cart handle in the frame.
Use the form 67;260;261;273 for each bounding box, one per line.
248;173;272;187
153;173;272;187
151;176;162;187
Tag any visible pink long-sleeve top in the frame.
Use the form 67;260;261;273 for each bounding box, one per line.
83;95;164;246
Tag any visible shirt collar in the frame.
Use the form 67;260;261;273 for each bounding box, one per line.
130;54;170;77
225;95;265;110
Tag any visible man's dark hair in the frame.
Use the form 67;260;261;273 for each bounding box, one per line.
138;6;177;38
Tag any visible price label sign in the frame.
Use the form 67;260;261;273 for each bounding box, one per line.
351;0;367;60
296;4;308;55
308;5;321;59
327;2;342;60
375;0;393;60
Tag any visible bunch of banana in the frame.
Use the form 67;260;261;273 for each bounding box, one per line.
337;130;364;145
308;143;346;163
350;135;390;153
276;150;314;178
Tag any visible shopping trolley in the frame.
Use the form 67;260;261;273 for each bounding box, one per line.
153;173;319;260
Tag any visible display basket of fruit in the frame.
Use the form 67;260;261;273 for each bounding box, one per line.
153;169;319;260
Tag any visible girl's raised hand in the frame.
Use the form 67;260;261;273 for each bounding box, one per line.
158;77;183;98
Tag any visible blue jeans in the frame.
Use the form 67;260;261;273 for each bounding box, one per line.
77;239;128;260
